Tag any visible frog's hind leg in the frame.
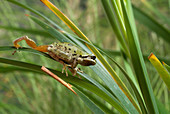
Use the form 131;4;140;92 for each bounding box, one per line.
14;36;36;49
13;36;48;52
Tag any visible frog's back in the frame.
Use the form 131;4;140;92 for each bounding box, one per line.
56;42;88;57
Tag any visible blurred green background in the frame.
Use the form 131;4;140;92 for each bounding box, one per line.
0;0;169;113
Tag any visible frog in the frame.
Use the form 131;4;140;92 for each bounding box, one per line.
13;36;96;76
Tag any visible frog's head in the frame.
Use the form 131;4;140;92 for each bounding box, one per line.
78;54;96;66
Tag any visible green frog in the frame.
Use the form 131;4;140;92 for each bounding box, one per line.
13;36;96;76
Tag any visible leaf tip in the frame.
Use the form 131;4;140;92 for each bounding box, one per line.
40;0;47;4
162;61;165;65
148;52;154;59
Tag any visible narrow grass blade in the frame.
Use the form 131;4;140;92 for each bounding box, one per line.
6;0;62;30
0;25;50;37
0;66;32;73
163;62;170;72
40;0;139;113
26;14;72;43
101;0;130;57
0;47;127;113
74;87;105;114
148;53;170;90
133;5;170;44
121;1;159;113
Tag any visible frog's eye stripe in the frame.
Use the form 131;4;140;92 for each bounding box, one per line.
81;55;88;58
81;55;96;60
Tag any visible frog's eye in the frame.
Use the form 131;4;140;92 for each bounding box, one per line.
91;55;96;60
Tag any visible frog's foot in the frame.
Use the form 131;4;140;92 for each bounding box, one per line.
61;63;71;76
77;68;83;73
13;36;48;52
68;68;78;77
68;67;83;78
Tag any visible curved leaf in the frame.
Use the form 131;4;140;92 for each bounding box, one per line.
121;1;159;113
149;53;170;90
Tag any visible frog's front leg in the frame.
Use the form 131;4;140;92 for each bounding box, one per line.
58;60;71;76
60;59;82;77
13;36;49;52
68;67;83;78
62;63;71;76
69;58;83;76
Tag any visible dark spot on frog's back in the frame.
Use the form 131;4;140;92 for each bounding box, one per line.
72;54;77;56
64;46;67;51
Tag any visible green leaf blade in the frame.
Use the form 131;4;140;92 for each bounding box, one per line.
120;1;159;113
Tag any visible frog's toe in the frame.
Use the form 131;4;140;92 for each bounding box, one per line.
62;64;72;76
77;68;83;73
62;67;65;73
68;68;76;76
65;70;68;76
62;66;68;76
